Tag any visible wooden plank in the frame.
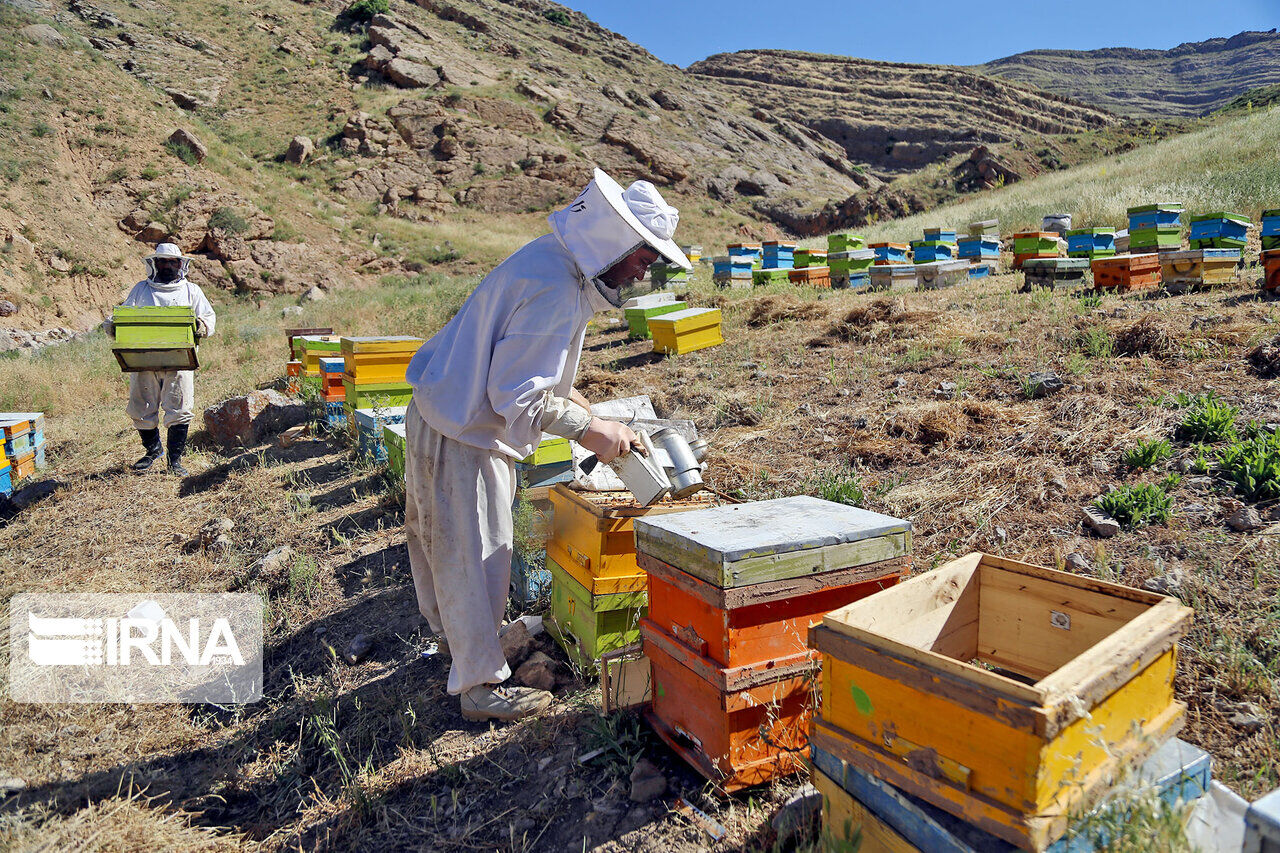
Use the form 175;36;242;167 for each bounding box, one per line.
824;554;979;647
814;768;923;853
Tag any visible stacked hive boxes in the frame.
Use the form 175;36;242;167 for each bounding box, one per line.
0;413;44;486
680;244;702;263
762;241;796;269
1066;227;1116;259
712;255;753;288
1265;248;1280;293
793;248;827;268
1091;253;1162;292
916;259;970;290
1128;203;1183;253
828;233;866;253
752;267;791;286
545;486;716;668
957;234;1000;261
319;357;347;431
298;335;342;378
912;227;957;263
1012;231;1060;269
1023;257;1089;290
353;405;408;462
648;262;688;288
1160;248;1241;293
809;551;1192;850
828;249;875;289
1263;209;1280;251
1189;212;1250;249
341;336;421;432
870;242;910;265
0;441;8;498
789;265;831;288
870;264;917;291
111;306;199;372
286;326;332;382
623;293;685;340
649;307;723;355
727;243;762;270
633;497;912;791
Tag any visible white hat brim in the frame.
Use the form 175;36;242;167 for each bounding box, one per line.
591;168;692;271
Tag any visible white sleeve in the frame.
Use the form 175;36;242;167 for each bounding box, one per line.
539;391;592;439
188;284;217;337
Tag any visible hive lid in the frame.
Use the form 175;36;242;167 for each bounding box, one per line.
340;335;424;353
622;292;678;310
1066;227;1116;236
634;496;910;565
649;307;719;323
1127;203;1184;214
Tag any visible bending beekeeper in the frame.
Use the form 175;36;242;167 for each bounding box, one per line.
109;243;216;476
404;168;691;722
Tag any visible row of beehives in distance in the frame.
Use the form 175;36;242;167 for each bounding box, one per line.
0;412;47;497
516;469;1228;851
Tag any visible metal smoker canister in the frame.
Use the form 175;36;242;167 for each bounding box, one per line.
652;427;703;499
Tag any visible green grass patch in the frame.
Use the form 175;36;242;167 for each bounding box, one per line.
1216;430;1280;503
1177;392;1239;443
1096;483;1173;528
1122;438;1172;470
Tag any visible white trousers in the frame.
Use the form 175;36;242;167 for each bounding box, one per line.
126;370;195;430
404;400;516;695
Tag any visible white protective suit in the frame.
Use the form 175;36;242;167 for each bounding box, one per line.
403;169;689;696
118;275;217;430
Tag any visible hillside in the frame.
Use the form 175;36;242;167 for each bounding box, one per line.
974;30;1280;116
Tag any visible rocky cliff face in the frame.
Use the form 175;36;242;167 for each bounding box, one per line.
974;30;1280;116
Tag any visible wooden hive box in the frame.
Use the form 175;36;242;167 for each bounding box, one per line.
299;335;343;377
1159;249;1241;293
968;261;997;278
521;433;572;466
1012;232;1058;256
0;461;10;497
547;554;648;668
793;248;815;268
1091;253;1161;291
832;272;872;290
1264;248;1280;291
649;263;689;286
870;264;918;291
383;423;406;479
1066;228;1116;258
957;236;1000;259
353;405;408;462
812;737;1212;853
789;265;832;288
1247;786;1280;853
111;306;198;372
342;378;412;412
1188;212;1250;249
340;336;423;384
763;240;797;266
871;243;910;265
286;326;333;360
968;219;999;236
649;307;723;355
1023;257;1088;290
753;267;792;286
917;260;970;290
923;228;957;243
625;299;686;339
548;485;719;596
828;249;875;275
912;242;957;263
11;449;35;481
1128;226;1182;251
1127;203;1183;231
828;233;867;253
1263;210;1280;251
810;552;1192;851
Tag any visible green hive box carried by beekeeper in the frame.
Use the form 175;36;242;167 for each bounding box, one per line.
106;243;217;477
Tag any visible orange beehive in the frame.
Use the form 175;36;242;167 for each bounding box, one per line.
639;552;907;670
1092;253;1162;291
788;265;831;288
1264;248;1280;291
12;450;35;481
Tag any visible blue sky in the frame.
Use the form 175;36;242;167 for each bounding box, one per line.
559;1;1279;67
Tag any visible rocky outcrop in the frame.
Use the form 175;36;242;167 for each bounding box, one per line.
202;390;307;448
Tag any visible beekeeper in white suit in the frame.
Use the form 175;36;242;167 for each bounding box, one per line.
404;168;691;722
109;243;217;476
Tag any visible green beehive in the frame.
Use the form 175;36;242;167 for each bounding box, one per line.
384;423;406;479
827;233;866;253
752;267;791;286
1129;227;1182;251
624;300;686;339
344;379;413;412
111;306;198;372
546;555;646;669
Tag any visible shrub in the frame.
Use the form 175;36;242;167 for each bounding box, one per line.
1096;483;1173;528
1078;326;1113;359
165;138;199;165
542;8;571;25
104;165;128;183
346;0;388;21
1216;430;1280;503
1177;392;1238;443
1121;438;1172;470
811;469;865;507
208;206;249;234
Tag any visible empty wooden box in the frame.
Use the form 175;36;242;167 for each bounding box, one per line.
648;307;723;355
1091;253;1162;291
111;306;198;372
810;551;1192;850
1023;257;1089;290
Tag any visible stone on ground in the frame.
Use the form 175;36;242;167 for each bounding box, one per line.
202;389;307;447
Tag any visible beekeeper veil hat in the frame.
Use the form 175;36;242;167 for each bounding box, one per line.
549;168;692;289
144;242;191;284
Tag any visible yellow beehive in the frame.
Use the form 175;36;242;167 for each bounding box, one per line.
648;307;723;355
340;336;423;384
299;336;342;378
810;552;1191;851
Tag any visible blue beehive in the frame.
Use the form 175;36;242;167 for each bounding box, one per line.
762;241;795;270
871;243;909;265
1188;212;1250;249
1264;209;1280;251
323;400;346;431
968;262;996;278
1066;229;1117;258
1127;203;1183;231
912;242;956;263
319;357;345;376
923;228;957;243
353;405;408;462
957;235;1000;259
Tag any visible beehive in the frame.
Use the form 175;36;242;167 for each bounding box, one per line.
916;260;969;290
828;233;866;253
353;405;408;462
831;272;871;290
547;555;648;668
0;458;10;497
634;496;912;791
649;307;723;355
911;241;956;263
812;737;1211;853
1128;226;1182;252
1023;257;1089;290
762;241;796;269
649;263;688;287
871;243;910;265
111;306;198;372
319;356;345;402
624;297;685;340
1262;209;1280;251
753;267;791;286
968;261;997;279
1066;228;1116;259
1012;232;1059;268
1127;203;1183;232
522;434;571;466
1247;787;1280;853
11;449;35;481
383;423;406;479
340;336;422;385
286;326;333;360
811;551;1191;850
923;227;957;243
727;243;762;270
1159;249;1241;293
957;235;1000;260
1091;253;1161;292
299;335;342;377
342;378;413;412
870;264;917;291
0;417;31;460
793;248;821;268
789;265;831;288
968;219;999;236
1264;248;1280;291
680;244;702;263
828;249;875;276
1188;212;1250;250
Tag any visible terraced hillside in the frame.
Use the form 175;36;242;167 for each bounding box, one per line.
975;30;1280;116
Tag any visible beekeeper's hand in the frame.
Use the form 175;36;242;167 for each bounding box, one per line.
580;418;645;464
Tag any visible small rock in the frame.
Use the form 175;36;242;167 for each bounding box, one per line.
1026;371;1064;399
207;534;233;557
0;300;16;317
281;305;304;317
513;651;557;691
1229;707;1266;734
1065;553;1090;573
891;377;907;389
301;285;326;303
48;255;71;272
285;135;314;164
499;620;534;668
1141;568;1184;597
200;517;235;545
1081;505;1120;538
771;782;821;838
343;634;373;665
5;231;33;261
253;545;293;577
20;24;65;46
628;758;667;803
1226;506;1263;532
933;380;958;400
167;128;207;163
994;526;1008;543
0;776;26;796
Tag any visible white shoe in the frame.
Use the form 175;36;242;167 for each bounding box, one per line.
460;683;552;722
